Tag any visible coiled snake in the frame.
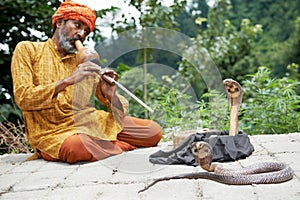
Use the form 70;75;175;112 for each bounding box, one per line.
139;79;294;193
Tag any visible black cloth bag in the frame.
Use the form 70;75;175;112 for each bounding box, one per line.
149;130;254;166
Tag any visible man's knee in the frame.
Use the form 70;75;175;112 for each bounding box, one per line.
147;121;163;146
59;134;94;164
151;130;163;146
154;122;162;141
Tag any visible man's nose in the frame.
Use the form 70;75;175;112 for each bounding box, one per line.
77;29;86;39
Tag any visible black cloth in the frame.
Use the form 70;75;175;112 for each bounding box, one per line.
149;130;254;166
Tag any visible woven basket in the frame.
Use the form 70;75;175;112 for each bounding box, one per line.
172;129;217;149
172;129;198;149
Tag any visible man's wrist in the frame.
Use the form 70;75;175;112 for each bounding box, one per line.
54;78;72;96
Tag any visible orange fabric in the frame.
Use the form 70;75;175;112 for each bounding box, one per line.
59;134;96;163
117;116;163;147
52;0;96;32
40;135;135;164
40;152;58;162
81;116;162;161
40;116;162;164
39;134;95;163
112;140;137;151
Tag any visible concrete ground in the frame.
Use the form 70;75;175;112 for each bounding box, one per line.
0;133;300;200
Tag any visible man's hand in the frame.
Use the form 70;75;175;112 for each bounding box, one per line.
54;61;101;96
54;63;119;101
67;61;102;84
99;69;118;100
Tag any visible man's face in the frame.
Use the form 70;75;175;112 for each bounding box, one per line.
58;20;90;54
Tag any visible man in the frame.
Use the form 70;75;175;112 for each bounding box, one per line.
11;0;162;164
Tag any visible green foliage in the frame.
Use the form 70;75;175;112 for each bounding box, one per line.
112;0;187;33
0;0;60;93
193;0;263;82
229;0;299;42
117;67;159;117
272;17;300;79
228;0;300;78
151;87;200;131
0;88;22;123
176;0;210;37
115;65;201;132
177;2;263;97
240;67;300;134
0;103;22;123
109;0;189;114
187;66;300;135
287;63;300;81
196;90;228;130
134;65;299;135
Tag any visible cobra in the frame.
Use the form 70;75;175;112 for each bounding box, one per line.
138;79;294;193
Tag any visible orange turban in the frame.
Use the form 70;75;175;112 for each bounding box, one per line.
52;0;96;32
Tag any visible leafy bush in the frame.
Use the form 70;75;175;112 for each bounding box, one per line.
156;66;300;135
151;87;200;130
196;90;228;131
240;66;300;134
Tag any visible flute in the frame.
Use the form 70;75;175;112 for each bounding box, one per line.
74;40;154;113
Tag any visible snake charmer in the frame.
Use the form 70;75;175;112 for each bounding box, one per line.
11;0;162;164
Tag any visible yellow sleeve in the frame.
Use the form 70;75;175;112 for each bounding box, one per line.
11;41;57;111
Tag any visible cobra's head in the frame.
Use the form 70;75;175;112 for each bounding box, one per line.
223;79;242;99
191;141;213;159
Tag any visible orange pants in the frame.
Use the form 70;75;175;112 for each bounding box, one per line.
41;116;162;164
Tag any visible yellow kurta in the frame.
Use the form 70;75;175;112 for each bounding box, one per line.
11;39;128;159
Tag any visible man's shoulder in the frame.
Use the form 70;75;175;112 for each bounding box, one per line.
13;40;51;62
14;40;50;57
16;40;46;49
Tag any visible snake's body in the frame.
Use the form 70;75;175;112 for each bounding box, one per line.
139;141;294;193
138;79;294;193
138;162;293;193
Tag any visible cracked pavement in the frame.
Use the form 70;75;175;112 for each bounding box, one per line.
0;133;300;200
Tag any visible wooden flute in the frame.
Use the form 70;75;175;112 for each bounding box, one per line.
74;40;154;113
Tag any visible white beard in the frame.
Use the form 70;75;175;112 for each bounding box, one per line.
58;25;77;54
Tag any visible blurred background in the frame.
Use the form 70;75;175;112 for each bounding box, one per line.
0;0;299;154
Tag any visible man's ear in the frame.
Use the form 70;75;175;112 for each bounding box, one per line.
56;19;65;28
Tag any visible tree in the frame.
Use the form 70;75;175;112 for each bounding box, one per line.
272;17;300;82
108;0;187;117
179;0;263;91
0;0;116;122
176;0;210;37
228;0;300;77
0;0;60;122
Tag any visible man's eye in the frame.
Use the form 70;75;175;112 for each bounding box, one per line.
73;22;80;28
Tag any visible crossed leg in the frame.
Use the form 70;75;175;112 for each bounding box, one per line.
40;116;162;164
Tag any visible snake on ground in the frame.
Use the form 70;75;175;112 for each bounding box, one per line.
138;79;294;193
